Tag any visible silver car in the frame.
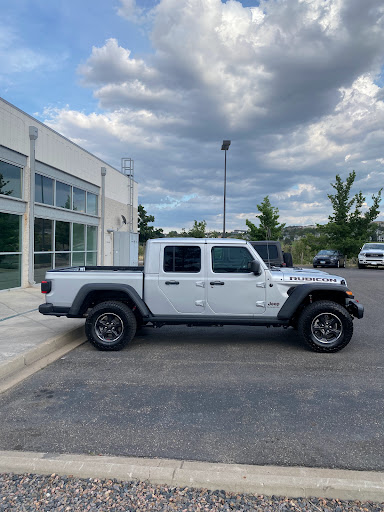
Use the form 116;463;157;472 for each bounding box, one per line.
358;243;384;268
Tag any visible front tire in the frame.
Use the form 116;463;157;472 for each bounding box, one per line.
85;301;137;351
358;263;365;269
298;301;353;353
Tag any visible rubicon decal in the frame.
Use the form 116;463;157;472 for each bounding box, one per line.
289;276;338;282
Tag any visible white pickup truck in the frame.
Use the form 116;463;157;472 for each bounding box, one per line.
39;238;364;353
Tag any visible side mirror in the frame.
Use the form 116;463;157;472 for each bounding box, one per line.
249;260;261;275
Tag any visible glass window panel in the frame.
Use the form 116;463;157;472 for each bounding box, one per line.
55;221;70;251
35;174;53;205
212;246;254;273
86;226;97;251
86;252;97;266
73;223;85;251
34;218;53;252
54;252;71;269
163;246;201;272
34;253;52;284
0;160;22;199
0;213;21;252
87;193;98;215
73;187;86;212
0;255;21;290
72;252;85;266
56;181;71;209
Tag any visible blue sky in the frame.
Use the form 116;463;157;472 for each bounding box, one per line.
1;0;384;232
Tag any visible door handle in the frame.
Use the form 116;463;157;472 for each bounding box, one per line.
165;280;179;285
210;281;225;285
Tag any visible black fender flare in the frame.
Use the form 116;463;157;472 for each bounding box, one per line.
69;283;151;318
277;284;351;321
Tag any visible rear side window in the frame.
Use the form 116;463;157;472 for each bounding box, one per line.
164;246;201;272
212;246;253;273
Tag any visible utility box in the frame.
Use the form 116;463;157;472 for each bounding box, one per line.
113;232;139;266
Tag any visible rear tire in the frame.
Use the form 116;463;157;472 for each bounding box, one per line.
298;300;353;353
85;301;137;351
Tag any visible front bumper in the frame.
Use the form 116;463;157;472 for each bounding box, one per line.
313;260;337;267
346;299;364;319
359;259;384;266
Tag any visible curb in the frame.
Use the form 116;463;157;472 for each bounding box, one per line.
0;325;85;393
0;450;383;501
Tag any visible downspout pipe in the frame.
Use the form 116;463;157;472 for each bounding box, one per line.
28;126;38;286
101;167;106;265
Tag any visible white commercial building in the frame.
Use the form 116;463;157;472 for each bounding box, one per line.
0;97;138;291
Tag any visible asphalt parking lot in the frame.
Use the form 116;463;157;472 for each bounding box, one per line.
0;267;383;472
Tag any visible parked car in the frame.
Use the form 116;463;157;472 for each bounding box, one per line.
358;243;384;268
39;238;363;353
313;250;345;268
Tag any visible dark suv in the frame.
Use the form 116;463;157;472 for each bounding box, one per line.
250;241;293;267
313;250;345;268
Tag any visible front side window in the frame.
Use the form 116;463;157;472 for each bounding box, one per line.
0;161;22;199
164;246;201;272
35;174;54;205
212;246;254;273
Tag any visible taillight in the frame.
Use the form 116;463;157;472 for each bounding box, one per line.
41;280;51;294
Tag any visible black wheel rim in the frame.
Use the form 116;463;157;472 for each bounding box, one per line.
95;312;124;343
311;312;342;344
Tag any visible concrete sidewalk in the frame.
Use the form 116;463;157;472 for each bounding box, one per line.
0;287;383;502
0;286;85;392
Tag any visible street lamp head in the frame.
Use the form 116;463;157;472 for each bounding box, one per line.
221;140;231;151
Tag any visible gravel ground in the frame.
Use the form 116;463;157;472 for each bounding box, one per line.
0;473;383;511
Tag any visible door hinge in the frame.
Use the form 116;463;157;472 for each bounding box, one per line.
196;281;205;288
195;300;205;307
256;301;265;307
256;282;266;288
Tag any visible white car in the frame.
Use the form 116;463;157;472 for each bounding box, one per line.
358;243;384;268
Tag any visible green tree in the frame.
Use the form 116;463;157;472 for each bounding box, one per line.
138;204;163;243
319;171;382;256
187;220;207;238
245;196;285;241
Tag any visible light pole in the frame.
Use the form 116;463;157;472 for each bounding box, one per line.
221;140;231;238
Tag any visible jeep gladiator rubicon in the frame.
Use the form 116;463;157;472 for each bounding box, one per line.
39;238;364;353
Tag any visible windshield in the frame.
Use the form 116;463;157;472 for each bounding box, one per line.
316;250;336;256
362;243;384;251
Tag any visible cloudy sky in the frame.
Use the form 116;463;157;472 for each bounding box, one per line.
1;0;384;232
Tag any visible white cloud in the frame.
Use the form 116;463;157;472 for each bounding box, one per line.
44;0;384;232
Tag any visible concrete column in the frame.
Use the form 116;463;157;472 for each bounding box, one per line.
28;126;38;286
101;167;106;265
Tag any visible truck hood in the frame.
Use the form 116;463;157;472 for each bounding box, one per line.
269;266;347;286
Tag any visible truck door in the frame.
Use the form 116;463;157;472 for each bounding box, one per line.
157;244;206;314
206;244;266;315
